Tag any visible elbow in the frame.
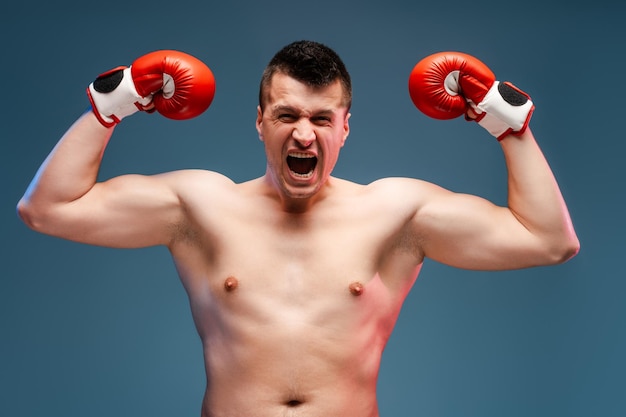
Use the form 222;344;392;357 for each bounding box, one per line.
546;233;580;265
16;197;48;232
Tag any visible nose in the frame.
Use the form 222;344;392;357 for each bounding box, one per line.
292;120;316;147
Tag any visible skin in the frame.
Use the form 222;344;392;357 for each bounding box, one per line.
17;71;579;417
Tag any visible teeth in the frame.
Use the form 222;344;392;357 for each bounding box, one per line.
292;171;313;178
288;152;315;159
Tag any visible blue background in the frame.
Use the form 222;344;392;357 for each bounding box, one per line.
2;1;624;416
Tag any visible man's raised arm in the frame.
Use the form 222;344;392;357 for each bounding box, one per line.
406;52;579;270
17;50;216;248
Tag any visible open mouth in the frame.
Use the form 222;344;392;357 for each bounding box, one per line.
287;152;318;178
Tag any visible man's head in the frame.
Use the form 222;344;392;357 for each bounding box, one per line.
259;40;352;112
256;41;352;208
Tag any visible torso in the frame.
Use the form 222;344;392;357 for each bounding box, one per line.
168;172;425;417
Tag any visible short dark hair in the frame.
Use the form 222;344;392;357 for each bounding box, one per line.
259;40;352;111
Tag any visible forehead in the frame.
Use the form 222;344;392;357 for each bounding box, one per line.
265;72;347;113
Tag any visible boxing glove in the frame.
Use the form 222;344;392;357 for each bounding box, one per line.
408;51;534;140
88;50;216;127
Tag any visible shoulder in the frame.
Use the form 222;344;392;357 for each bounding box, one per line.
330;176;435;194
329;176;447;219
363;177;445;203
158;169;237;195
164;170;252;245
151;169;246;217
159;168;234;184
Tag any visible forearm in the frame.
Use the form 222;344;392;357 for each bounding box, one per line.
18;110;113;227
501;128;579;261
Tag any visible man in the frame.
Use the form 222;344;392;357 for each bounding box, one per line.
17;41;579;417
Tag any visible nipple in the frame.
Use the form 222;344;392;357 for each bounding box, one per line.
349;281;364;296
224;276;239;292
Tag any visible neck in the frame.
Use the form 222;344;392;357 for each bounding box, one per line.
262;172;333;214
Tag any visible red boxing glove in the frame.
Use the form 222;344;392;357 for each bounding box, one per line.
88;50;216;127
408;51;534;140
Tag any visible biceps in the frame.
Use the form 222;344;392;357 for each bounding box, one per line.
415;193;540;270
50;174;182;248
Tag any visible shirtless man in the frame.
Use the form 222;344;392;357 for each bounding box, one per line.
17;41;579;417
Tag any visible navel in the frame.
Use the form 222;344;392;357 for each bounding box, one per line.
224;276;239;292
349;281;364;296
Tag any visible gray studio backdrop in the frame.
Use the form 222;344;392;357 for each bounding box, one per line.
2;1;624;416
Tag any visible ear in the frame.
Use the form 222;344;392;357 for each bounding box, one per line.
341;112;351;147
256;106;264;141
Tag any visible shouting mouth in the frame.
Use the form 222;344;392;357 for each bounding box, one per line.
287;152;318;179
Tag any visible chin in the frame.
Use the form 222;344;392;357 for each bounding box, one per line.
284;188;318;200
282;181;323;201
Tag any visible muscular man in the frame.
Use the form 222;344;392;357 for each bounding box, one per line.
17;41;579;417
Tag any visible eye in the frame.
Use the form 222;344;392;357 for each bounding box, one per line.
277;113;297;122
312;116;332;125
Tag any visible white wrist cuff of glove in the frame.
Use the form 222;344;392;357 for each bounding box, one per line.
88;67;152;127
472;81;535;140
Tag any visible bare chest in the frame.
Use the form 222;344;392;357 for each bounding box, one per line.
172;184;423;333
174;205;415;323
209;214;383;306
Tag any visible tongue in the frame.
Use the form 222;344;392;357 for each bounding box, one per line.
288;156;316;174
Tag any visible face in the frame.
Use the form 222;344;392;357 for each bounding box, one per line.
256;72;351;203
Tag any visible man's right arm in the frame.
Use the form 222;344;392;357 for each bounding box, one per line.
17;50;216;248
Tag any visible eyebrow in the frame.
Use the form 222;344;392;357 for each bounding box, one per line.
271;105;336;117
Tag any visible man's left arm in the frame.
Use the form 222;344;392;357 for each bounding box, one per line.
408;52;579;270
